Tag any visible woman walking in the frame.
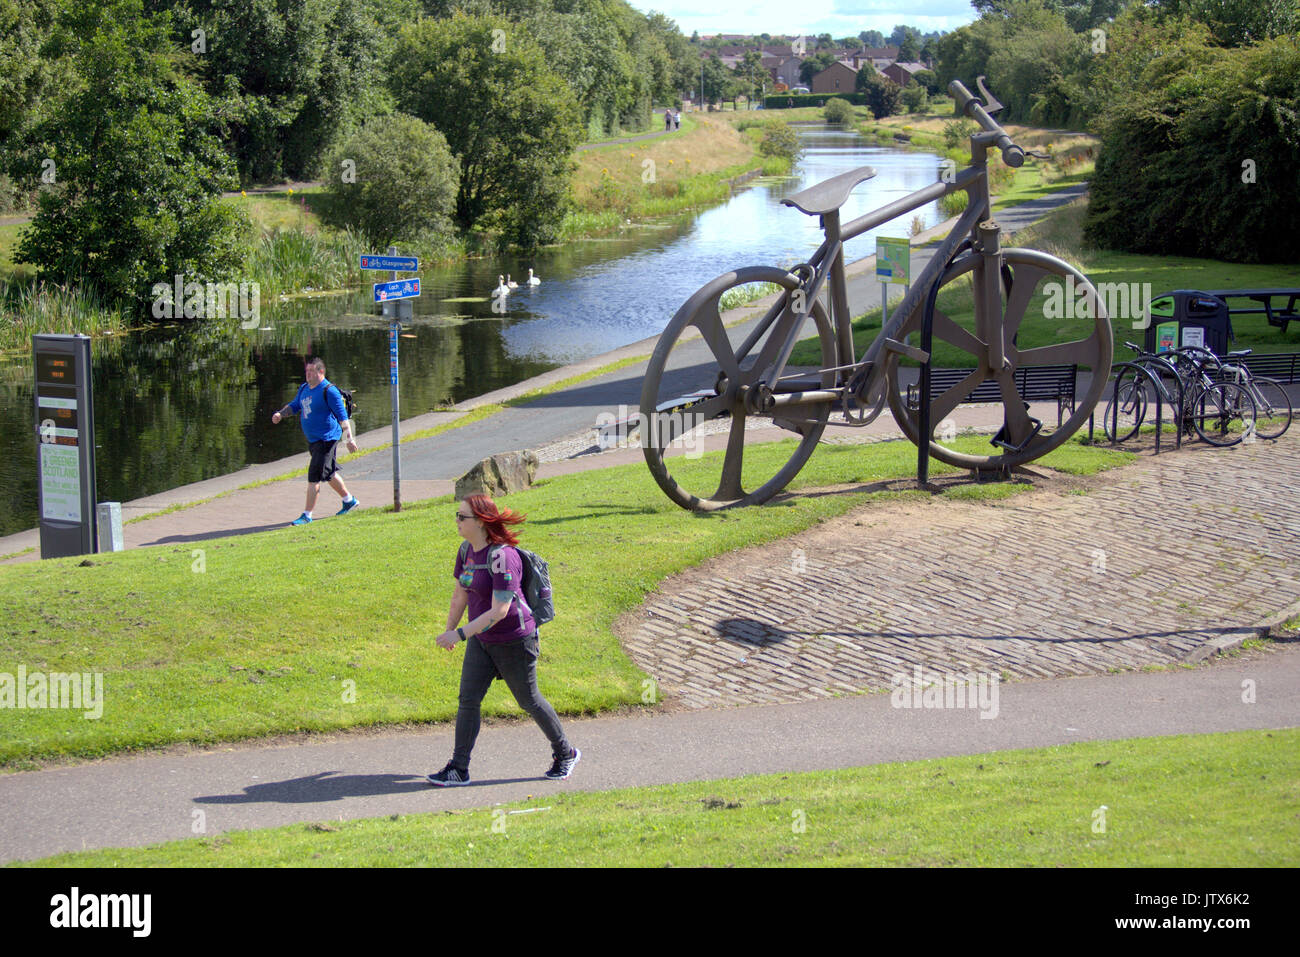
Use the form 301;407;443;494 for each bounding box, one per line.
428;494;580;786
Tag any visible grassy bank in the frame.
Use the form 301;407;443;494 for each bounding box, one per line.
20;729;1296;867
563;113;787;235
790;197;1300;368
0;434;1131;769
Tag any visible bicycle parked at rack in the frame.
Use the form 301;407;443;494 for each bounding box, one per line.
639;78;1113;510
1104;342;1258;447
1202;347;1292;439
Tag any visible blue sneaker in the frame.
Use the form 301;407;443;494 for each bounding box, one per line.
290;513;313;526
336;497;359;516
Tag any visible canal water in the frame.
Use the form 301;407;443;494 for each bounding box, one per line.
0;123;944;537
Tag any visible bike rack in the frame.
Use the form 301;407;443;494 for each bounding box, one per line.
916;241;975;487
1088;361;1182;454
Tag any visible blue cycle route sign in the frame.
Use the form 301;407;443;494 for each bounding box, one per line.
373;278;421;302
360;255;419;271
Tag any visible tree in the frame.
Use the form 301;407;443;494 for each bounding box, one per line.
1149;0;1299;45
912;68;941;95
859;29;886;48
738;49;767;101
799;51;837;85
701;54;731;105
321;114;459;247
388;14;581;245
898;28;921;61
815;33;834;49
0;0;75;185
857;70;903;119
15;0;247;303
169;0;389;183
1084;13;1300;262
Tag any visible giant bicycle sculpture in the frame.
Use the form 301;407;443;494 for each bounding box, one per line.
640;79;1114;509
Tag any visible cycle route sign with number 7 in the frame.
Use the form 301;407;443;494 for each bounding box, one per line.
373;278;420;302
360;255;419;271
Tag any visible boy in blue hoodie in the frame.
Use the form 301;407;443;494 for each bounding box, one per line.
271;357;360;525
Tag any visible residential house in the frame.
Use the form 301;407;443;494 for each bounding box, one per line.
773;55;804;88
882;61;928;87
859;46;900;71
810;61;859;95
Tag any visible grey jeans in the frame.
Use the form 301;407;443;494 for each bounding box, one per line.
451;634;571;770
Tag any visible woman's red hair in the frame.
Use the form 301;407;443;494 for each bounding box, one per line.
462;494;525;545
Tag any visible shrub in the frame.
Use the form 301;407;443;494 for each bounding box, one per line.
912;69;941;96
943;119;977;151
321;114;459;248
901;84;929;113
823;97;854;123
758;121;803;163
1084;24;1300;262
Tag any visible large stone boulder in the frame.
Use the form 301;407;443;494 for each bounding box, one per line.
455;450;539;499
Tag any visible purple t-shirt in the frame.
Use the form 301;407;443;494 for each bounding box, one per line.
453;543;536;643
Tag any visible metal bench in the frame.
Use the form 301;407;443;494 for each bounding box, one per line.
907;364;1078;427
1227;351;1300;384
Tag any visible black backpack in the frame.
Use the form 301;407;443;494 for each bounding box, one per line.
328;383;356;420
458;542;554;628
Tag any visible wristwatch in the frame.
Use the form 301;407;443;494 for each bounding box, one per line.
456;627;467;641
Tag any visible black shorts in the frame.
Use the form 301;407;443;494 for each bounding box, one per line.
307;439;340;483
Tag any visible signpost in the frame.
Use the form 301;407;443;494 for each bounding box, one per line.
32;334;97;558
876;236;911;329
360;255;418;272
361;247;421;511
372;277;420;303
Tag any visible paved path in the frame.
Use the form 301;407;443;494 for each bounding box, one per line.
623;434;1300;708
1;642;1295;863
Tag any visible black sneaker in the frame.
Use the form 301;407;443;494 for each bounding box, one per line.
545;747;581;780
426;763;470;787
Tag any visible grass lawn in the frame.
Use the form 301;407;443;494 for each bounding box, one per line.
791;198;1300;369
19;729;1297;867
0;434;1131;769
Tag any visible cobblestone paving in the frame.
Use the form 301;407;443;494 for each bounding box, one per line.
620;435;1300;709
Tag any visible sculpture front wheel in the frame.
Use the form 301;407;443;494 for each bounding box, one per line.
640;266;837;510
884;248;1114;469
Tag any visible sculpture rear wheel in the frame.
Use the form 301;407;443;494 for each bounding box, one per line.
640;266;837;510
884;248;1113;469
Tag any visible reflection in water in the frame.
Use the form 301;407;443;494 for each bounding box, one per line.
0;125;943;537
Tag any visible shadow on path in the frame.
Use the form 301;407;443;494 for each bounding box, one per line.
194;771;546;805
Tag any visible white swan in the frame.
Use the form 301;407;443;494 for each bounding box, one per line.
527;268;541;286
507;274;519;289
492;275;509;296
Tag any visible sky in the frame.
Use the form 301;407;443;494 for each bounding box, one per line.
627;1;980;39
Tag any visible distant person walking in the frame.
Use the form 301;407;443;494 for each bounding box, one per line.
270;357;359;525
673;108;681;129
664;108;672;131
427;494;580;786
